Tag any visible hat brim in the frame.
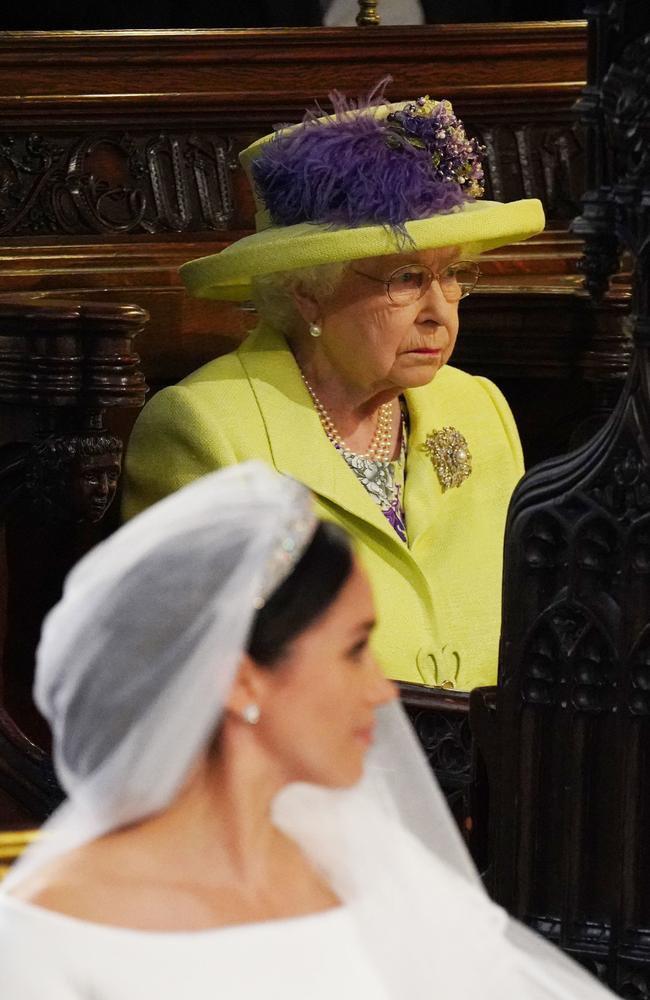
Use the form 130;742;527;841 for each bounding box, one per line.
180;199;545;302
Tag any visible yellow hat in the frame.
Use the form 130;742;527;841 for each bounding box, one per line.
181;95;545;302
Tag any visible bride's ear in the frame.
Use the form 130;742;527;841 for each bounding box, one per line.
225;653;268;721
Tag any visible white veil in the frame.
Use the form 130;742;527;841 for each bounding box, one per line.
2;462;613;999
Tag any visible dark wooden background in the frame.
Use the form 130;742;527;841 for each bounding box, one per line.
0;20;630;839
0;21;611;471
2;21;649;996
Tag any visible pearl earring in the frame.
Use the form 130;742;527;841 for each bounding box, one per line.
242;703;261;725
309;322;322;338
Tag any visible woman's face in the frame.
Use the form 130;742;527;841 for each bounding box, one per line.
309;247;462;395
252;561;396;789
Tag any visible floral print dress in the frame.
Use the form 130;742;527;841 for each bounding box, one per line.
335;409;408;544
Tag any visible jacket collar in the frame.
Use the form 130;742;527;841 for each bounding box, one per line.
238;325;403;548
401;379;447;548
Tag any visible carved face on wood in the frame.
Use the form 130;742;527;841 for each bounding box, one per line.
27;434;123;524
69;452;122;523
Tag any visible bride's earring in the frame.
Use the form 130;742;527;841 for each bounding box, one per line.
242;703;261;725
309;322;322;338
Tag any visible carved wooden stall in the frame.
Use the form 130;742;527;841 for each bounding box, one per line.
472;2;650;994
0;22;605;849
0;298;148;834
0;22;595;461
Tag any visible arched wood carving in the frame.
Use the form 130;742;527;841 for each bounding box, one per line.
473;2;650;993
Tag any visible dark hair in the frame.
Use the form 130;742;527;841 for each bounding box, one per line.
247;521;353;666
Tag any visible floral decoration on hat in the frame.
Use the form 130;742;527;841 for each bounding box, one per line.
384;97;484;199
252;82;485;237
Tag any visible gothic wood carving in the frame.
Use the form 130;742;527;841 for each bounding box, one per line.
478;122;584;220
473;3;650;993
0;132;235;236
0;121;580;238
0;297;148;822
399;682;472;836
23;433;123;523
570;1;650;301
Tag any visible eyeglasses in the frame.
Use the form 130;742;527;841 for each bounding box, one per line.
351;260;480;305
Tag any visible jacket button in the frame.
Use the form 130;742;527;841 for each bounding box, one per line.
439;645;461;689
416;646;461;688
416;648;438;685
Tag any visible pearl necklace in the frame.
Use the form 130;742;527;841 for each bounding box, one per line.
300;372;394;462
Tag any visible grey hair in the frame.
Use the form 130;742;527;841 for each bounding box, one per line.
251;261;347;337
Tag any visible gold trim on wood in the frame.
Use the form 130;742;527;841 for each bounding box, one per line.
356;1;380;26
0;830;39;879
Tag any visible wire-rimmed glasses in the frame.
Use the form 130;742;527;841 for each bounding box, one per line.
351;260;480;305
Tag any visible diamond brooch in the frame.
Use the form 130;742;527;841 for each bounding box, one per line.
422;427;472;492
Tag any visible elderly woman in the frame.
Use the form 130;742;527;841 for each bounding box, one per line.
124;90;545;689
1;464;613;999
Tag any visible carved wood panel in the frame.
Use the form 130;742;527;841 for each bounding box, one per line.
479;122;584;219
473;3;650;993
0;132;236;236
0;297;148;821
0;118;581;238
398;682;473;838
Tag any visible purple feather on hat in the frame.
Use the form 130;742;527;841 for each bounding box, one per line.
252;84;485;234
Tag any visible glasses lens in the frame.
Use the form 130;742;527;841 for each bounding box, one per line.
387;266;432;304
439;261;480;301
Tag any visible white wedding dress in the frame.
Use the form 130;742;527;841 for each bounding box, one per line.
0;467;615;1000
0;896;388;999
0;817;612;1000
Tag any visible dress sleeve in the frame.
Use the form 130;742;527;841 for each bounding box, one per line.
385;824;614;999
122;383;237;520
494;918;614;1000
0;963;80;1000
0;909;83;999
473;374;525;477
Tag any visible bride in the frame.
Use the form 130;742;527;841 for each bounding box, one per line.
0;463;611;998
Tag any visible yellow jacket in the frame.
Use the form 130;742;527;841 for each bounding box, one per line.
123;325;523;689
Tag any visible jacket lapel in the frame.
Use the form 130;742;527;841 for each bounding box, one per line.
402;379;445;551
238;325;403;547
